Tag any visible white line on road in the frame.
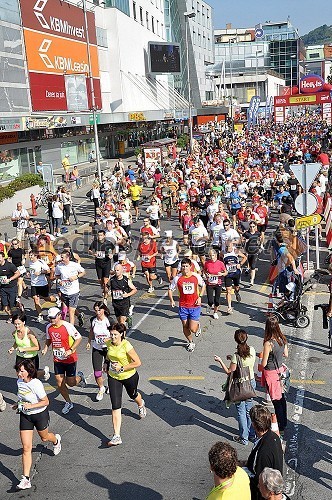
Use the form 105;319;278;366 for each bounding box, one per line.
284;293;315;497
128;291;168;337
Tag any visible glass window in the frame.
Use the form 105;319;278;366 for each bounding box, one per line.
133;1;136;20
152;16;154;33
96;27;108;48
140;7;143;24
146;11;149;29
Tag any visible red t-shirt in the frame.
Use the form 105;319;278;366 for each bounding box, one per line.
204;260;226;286
171;273;203;308
46;322;80;364
139;240;157;268
254;205;269;224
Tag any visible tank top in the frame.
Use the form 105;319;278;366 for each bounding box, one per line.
223;251;240;276
14;328;38;359
265;339;286;371
163;240;178;265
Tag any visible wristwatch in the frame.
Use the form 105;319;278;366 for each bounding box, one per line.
119;366;124;373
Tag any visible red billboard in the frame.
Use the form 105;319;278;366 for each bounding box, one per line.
20;0;101;112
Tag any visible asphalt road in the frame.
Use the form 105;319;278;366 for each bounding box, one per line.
0;195;331;499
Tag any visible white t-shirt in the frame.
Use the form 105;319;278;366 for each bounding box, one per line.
91;316;110;350
219;228;240;252
162;240;178;265
29;259;50;287
207;203;219;222
12;208;29;229
55;261;84;295
17;378;47;415
146;205;160;220
210;222;224;246
52;201;63;219
189;225;208;246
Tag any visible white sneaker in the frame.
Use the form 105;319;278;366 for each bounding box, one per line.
53;434;61;455
0;392;6;412
96;386;106;402
186;342;196;352
138;399;147;419
37;314;43;323
17;476;31;490
129;305;134;316
44;366;50;381
148;286;154;293
194;323;202;337
56;297;62;307
107;434;122;446
62;401;74;414
213;312;219;319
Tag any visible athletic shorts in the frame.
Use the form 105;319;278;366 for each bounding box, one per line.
0;287;16;308
132;200;139;207
113;300;130;318
92;347;108;373
150;219;159;228
225;275;240;287
231;207;240;216
95;260;111;280
108;371;139;410
178;306;201;321
20;408;50;432
54;361;77;377
191;244;206;256
31;285;50;298
141;266;157;276
248;254;259;270
257;224;267;233
61;292;80;309
164;260;179;269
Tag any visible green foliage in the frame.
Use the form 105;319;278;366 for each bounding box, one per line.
134;147;141;157
302;24;332;46
176;135;188;149
0;174;44;203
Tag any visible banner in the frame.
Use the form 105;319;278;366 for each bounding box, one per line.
247;95;261;127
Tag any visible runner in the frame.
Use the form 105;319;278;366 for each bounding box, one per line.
203;249;227;319
13;359;61;490
86;301;111;401
55;250;85;325
109;263;137;326
223;240;247;314
160;230;181;283
138;232;162;293
242;221;262;287
128;179;142;221
168;257;205;352
189;217;209;266
42;307;86;414
28;250;58;322
88;230;114;303
105;322;146;447
0;251;20;322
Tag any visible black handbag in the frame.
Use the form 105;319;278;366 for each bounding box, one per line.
224;354;256;403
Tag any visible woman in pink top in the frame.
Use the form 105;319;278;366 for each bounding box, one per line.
203;249;227;319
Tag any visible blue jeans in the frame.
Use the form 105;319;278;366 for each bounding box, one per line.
235;379;256;444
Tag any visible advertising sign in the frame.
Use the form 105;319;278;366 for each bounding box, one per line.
0;132;18;145
143;147;162;169
19;0;101;112
65;74;88;112
148;42;181;74
299;74;325;94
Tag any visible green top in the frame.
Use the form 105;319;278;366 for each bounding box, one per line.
231;346;256;380
14;329;37;359
106;338;136;380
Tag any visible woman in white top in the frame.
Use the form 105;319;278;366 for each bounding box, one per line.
160;230;181;282
13;359;61;490
51;195;63;237
86;301;111;402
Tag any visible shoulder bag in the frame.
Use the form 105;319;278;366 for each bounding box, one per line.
224;354;256;403
272;346;290;394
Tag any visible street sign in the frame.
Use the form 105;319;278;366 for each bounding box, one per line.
290;163;321;190
294;192;318;215
295;213;322;230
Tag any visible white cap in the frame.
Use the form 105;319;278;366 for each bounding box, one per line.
118;252;126;260
286;282;296;292
47;307;61;318
65;154;69;157
164;230;172;238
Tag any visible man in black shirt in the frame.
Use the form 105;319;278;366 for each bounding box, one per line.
0;251;20;321
88;230;114;302
287;172;299;201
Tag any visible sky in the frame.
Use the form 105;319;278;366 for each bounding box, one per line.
208;0;331;36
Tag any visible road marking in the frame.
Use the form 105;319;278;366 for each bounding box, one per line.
304;291;329;295
285;293;315;497
290;379;325;385
148;376;205;381
128;291;168;337
259;280;269;294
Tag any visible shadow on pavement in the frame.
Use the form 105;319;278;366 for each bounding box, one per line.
85;472;163;499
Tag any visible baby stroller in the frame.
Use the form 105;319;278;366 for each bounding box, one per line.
272;274;310;328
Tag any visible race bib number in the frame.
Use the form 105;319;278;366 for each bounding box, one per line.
142;255;150;262
112;290;123;300
62;280;71;289
182;282;195;294
96;251;105;259
95;336;107;345
53;347;66;359
0;276;8;284
226;264;237;273
208;275;219;285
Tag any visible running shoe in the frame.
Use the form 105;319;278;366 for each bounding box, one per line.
186;342;196;352
96;386;106;402
77;312;85;327
56;297;62;307
22;288;29;299
195;324;202;337
148;286;155;293
17;476;31;490
44;366;50;382
235;290;241;302
129;305;134;316
233;436;247;446
127;316;133;328
138;399;147;419
0;392;6;412
248;282;254;288
107;434;122;446
53;434;62;455
62;401;74;414
213;312;219;320
227;307;233;315
37;314;43;323
77;371;87;388
158;276;163;285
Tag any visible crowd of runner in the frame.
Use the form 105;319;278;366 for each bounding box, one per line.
0;115;331;497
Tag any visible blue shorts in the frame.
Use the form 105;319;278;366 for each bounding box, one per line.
178;306;201;321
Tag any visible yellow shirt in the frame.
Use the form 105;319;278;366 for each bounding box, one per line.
129;185;142;201
206;468;251;500
62;157;70;170
106;338;136;380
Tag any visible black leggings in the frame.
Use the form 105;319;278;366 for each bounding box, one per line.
272;395;287;431
108;371;139;410
206;285;222;307
63;204;71;222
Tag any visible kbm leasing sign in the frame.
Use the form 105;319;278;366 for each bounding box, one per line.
20;0;101;112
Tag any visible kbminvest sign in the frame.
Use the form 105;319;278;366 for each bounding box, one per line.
19;0;101;112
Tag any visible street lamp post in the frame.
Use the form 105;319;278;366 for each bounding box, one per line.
228;38;234;122
82;0;102;183
290;54;296;95
184;11;196;154
255;49;263;96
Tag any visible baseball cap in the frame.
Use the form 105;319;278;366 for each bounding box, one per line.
118;252;126;260
47;307;61;319
65;154;69;157
165;230;172;238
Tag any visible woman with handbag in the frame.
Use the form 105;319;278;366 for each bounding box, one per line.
214;329;256;445
261;314;288;435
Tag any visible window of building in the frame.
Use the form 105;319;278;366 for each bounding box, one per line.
309;52;320;59
132;1;136;20
146;11;149;29
152;16;154;33
156;19;159;35
205;91;213;100
96;26;108;47
140;6;143;24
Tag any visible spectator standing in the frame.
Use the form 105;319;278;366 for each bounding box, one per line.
62;154;70;182
11;203;30;246
0;251;20;322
